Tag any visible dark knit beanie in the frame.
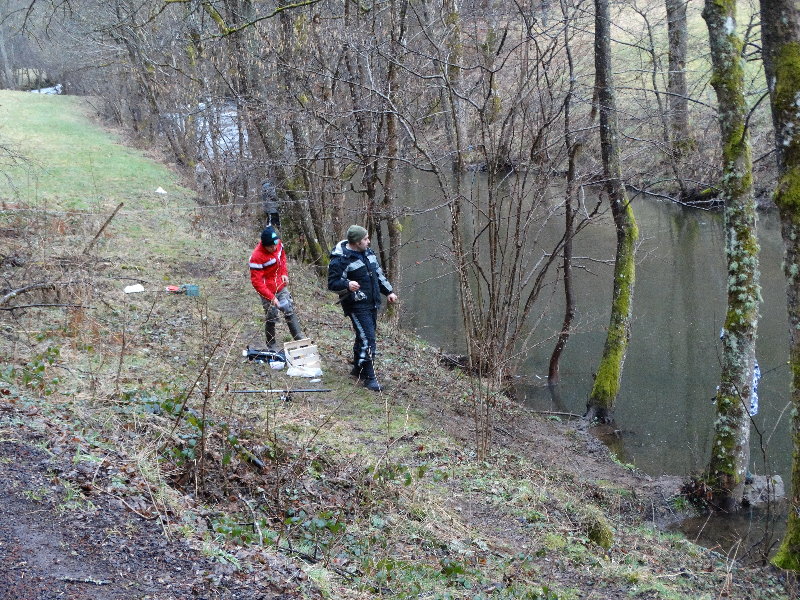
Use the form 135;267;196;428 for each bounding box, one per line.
347;225;368;244
261;226;280;247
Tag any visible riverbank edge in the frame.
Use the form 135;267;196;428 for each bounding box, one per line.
0;89;792;599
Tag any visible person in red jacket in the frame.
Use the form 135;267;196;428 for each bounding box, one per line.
249;226;304;351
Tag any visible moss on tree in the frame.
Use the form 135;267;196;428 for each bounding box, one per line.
768;34;800;570
586;0;639;424
773;44;800;225
703;0;758;510
588;203;638;420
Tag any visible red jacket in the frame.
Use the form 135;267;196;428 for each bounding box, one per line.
249;240;288;301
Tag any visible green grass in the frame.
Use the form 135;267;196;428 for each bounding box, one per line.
22;486;50;502
0;90;193;210
0;92;242;299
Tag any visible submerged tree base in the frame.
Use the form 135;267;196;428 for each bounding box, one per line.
682;474;785;513
584;403;614;425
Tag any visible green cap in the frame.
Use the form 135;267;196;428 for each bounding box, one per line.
347;225;368;244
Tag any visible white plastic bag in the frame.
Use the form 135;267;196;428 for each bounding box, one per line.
286;364;323;378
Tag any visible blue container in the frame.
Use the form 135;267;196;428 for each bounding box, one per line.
182;284;200;297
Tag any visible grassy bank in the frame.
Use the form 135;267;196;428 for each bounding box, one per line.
0;90;791;599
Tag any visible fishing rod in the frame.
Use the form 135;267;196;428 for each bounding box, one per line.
232;389;331;394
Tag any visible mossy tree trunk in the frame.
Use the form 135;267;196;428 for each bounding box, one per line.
585;0;639;424
760;0;800;570
702;0;760;513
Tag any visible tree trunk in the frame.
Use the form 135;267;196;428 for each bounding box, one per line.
586;0;639;423
441;0;468;171
0;24;16;91
381;0;406;307
549;2;579;385
637;1;689;198
548;143;577;385
759;0;800;569
665;0;689;151
702;0;759;512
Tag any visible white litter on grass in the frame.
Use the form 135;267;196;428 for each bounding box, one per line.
123;284;145;294
155;187;167;194
286;365;323;378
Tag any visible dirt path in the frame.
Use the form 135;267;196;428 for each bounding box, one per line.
0;399;320;600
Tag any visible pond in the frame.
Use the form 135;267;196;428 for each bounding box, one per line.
396;175;791;493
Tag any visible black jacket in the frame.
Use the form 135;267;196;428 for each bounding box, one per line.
327;240;393;314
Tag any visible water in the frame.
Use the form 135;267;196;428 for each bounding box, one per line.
397;179;791;487
676;505;787;565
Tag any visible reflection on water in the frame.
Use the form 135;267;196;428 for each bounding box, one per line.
673;504;788;566
398;176;791;490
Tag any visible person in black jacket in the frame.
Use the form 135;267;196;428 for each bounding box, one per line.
260;180;280;228
327;225;398;391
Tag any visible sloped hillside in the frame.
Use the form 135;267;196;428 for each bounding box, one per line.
0;90;791;599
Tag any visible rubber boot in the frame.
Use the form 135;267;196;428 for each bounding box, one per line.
363;378;383;392
286;312;304;340
350;363;363;378
265;320;278;352
360;361;382;392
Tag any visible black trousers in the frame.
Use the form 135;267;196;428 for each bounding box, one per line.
349;309;377;378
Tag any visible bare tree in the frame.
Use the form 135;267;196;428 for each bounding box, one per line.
549;0;587;386
385;1;607;455
376;0;407;291
629;0;690;199
665;0;689;150
0;21;16;90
